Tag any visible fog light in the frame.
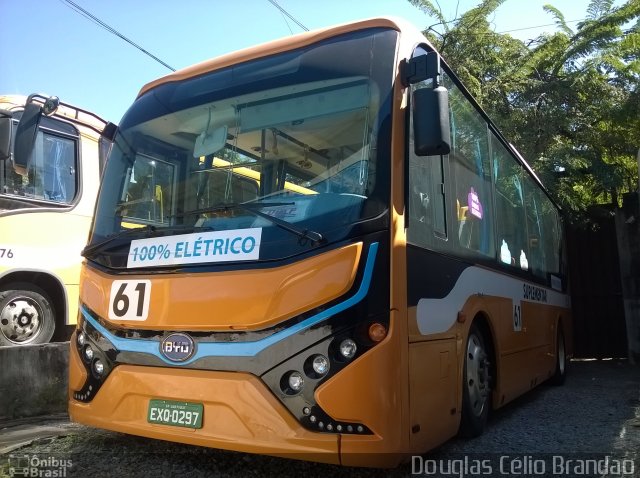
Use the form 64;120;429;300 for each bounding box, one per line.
339;339;357;359
84;345;94;361
77;332;86;346
312;355;329;376
93;359;104;377
288;372;304;392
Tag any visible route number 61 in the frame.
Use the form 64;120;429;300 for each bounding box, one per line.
108;280;151;321
513;302;522;332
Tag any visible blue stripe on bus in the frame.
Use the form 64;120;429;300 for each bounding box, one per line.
81;242;378;365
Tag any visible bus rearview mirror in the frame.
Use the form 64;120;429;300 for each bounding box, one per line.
13;101;44;173
193;125;228;158
413;86;451;156
0;109;12;161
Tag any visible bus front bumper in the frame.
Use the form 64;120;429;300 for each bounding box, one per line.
68;339;339;464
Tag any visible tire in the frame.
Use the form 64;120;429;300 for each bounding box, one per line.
550;325;567;386
0;283;56;346
459;323;491;437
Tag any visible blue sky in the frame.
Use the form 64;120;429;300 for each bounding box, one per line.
0;0;598;124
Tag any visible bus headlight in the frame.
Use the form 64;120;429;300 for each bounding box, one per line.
311;355;329;376
339;339;357;360
73;308;117;403
281;371;304;394
83;345;94;362
93;359;105;377
288;371;304;391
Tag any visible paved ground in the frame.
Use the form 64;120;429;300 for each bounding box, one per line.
0;414;80;455
1;360;638;477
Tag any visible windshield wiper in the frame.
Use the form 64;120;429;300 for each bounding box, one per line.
82;224;213;258
242;205;324;245
172;201;294;217
176;202;325;245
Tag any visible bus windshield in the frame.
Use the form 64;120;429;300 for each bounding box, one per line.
88;28;396;268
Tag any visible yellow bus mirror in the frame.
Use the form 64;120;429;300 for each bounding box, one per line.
13;101;43;173
0;109;11;161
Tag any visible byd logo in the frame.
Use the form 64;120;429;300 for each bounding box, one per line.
160;333;196;362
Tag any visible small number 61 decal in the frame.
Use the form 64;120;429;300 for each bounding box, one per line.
513;303;522;332
108;280;151;321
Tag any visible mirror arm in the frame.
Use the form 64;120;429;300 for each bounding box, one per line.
402;52;442;87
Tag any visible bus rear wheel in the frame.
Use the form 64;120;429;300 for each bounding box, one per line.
459;324;491;437
0;284;55;346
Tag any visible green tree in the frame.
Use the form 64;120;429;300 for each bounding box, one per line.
409;0;640;222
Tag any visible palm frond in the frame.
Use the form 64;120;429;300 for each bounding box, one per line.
543;4;574;36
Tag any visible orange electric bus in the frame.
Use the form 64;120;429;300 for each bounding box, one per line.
68;17;571;467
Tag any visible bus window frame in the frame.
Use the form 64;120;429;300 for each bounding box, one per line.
0;115;82;210
406;44;566;290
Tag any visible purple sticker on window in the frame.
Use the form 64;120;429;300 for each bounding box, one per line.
468;187;483;219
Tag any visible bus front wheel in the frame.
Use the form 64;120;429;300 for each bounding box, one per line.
459;324;491;437
0;284;56;346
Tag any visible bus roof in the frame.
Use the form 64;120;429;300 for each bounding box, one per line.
0;94;108;134
138;17;414;97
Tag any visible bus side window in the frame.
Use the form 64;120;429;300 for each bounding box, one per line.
42;135;76;202
446;73;494;258
492;134;528;269
5;122;79;204
406;47;449;249
407;111;448;248
524;176;547;276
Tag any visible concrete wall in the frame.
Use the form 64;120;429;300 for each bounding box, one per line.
0;342;69;422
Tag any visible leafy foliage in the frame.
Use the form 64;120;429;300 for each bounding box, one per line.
408;0;640;223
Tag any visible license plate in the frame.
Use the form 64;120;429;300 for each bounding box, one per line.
147;399;203;429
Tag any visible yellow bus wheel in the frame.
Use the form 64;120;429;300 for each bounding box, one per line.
459;323;491;437
0;283;56;346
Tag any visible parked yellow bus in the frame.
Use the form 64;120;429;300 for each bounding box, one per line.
68;17;571;467
0;94;108;345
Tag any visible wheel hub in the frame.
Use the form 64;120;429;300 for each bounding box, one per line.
0;298;42;344
466;334;490;416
